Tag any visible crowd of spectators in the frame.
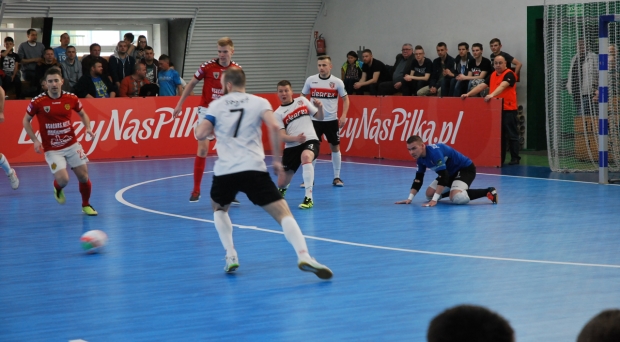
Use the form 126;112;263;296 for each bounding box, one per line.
0;29;190;99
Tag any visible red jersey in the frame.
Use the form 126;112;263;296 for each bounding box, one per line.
26;92;83;151
193;58;241;108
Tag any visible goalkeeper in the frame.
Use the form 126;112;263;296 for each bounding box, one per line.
395;135;498;207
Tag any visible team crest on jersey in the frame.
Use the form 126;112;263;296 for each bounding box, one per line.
297;100;303;105
213;72;220;79
64;104;70;110
51;163;57;170
44;106;50;113
329;82;335;89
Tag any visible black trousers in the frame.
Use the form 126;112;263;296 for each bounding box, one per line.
502;109;520;163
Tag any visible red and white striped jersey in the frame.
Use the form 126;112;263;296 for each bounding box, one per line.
301;74;346;121
274;97;319;148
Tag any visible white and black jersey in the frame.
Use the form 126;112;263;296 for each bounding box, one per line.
274;97;319;149
203;92;273;176
301;74;346;121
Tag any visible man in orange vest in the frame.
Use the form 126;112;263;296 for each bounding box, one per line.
461;55;520;165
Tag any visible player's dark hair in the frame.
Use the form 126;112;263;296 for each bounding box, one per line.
347;51;358;59
577;309;620;342
124;32;135;43
427;305;514;342
490;38;502;45
277;80;292;89
44;66;63;79
223;67;245;88
437;42;447;48
4;36;14;43
27;28;36;36
318;55;331;62
458;42;469;50
407;135;423;144
362;49;373;55
472;43;483;51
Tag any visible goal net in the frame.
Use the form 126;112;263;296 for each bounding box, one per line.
545;1;620;172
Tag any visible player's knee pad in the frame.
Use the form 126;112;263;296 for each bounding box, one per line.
450;190;470;205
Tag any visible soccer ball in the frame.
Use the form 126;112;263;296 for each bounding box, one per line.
80;230;108;253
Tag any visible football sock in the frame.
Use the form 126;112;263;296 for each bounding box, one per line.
467;189;488;200
332;151;341;178
302;162;314;199
79;179;92;206
214;210;236;257
0;154;11;175
193;156;206;193
281;216;311;260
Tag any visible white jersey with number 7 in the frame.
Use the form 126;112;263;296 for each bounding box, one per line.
203;92;273;176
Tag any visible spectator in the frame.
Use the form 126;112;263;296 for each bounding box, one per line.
53;32;70;63
427;304;514;342
404;45;433;96
567;39;598;116
17;28;45;93
140;46;159;84
81;43;111;82
119;62;150;97
489;38;522;79
341;51;362;95
463;55;520;165
449;42;474;97
35;48;62;94
379;43;414;96
157;54;182;96
73;61;116;98
40;76;48;92
354;49;388;95
577;309;620;342
114;32;137;59
456;42;492;95
134;35;148;61
426;42;456;97
61;45;82;91
1;37;23;99
109;41;136;92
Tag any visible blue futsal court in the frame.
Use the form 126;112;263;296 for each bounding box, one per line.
1;156;620;341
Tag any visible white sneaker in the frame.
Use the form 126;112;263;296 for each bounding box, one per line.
224;255;239;273
298;258;333;279
8;169;19;190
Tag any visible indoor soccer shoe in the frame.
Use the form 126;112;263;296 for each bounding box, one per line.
82;205;98;216
486;187;498;204
279;188;287;198
299;197;313;209
299;181;314;188
298;258;333;279
224;256;239;273
332;177;344;187
8;168;19;190
189;191;200;202
54;187;66;205
231;198;241;206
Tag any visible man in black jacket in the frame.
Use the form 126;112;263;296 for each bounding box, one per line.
73;61;116;98
426;42;456;97
379;43;414;96
108;41;136;92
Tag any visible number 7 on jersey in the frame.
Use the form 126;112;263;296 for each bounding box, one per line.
230;108;244;137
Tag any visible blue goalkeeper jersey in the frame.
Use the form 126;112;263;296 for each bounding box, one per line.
415;143;473;176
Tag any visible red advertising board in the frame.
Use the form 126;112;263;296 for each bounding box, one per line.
0;95;502;166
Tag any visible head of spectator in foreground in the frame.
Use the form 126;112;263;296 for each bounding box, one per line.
134;62;147;80
221;67;245;95
276;80;293;105
577;309;620;342
490;38;502;55
401;43;413;59
43;48;55;64
40;77;48;92
361;49;373;65
44;67;64;97
26;28;38;43
427;304;515;342
137;35;147;50
143;46;155;63
436;42;448;59
458;42;469;58
60;33;70;47
117;41;128;57
472;43;483;59
317;55;332;78
217;36;235;66
346;51;358;65
90;61;103;78
158;54;171;71
124;32;135;45
414;45;425;63
4;36;14;51
89;43;101;57
66;46;77;62
493;55;508;74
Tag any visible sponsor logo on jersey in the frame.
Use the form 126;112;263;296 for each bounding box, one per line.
283;107;310;127
65;104;70;110
310;89;338;98
44;106;50;113
213;72;220;79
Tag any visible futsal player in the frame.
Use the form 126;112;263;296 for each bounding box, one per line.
195;68;333;279
22;67;98;215
0;87;20;190
395;135;498;206
301;55;349;187
274;80;324;209
173;37;241;204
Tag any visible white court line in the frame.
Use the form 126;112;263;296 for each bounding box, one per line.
115;173;620;269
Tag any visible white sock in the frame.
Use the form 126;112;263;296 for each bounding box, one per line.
332;151;342;178
312;159;317;169
281;216;311;261
302;163;314;199
0;155;11;175
214;210;237;257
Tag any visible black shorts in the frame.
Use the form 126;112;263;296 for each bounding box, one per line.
282;139;320;172
435;163;477;187
211;171;283;206
312;120;340;146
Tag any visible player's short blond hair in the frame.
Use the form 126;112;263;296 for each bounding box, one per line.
318;55;332;62
218;37;234;48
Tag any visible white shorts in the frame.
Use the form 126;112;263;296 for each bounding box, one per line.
44;142;89;174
